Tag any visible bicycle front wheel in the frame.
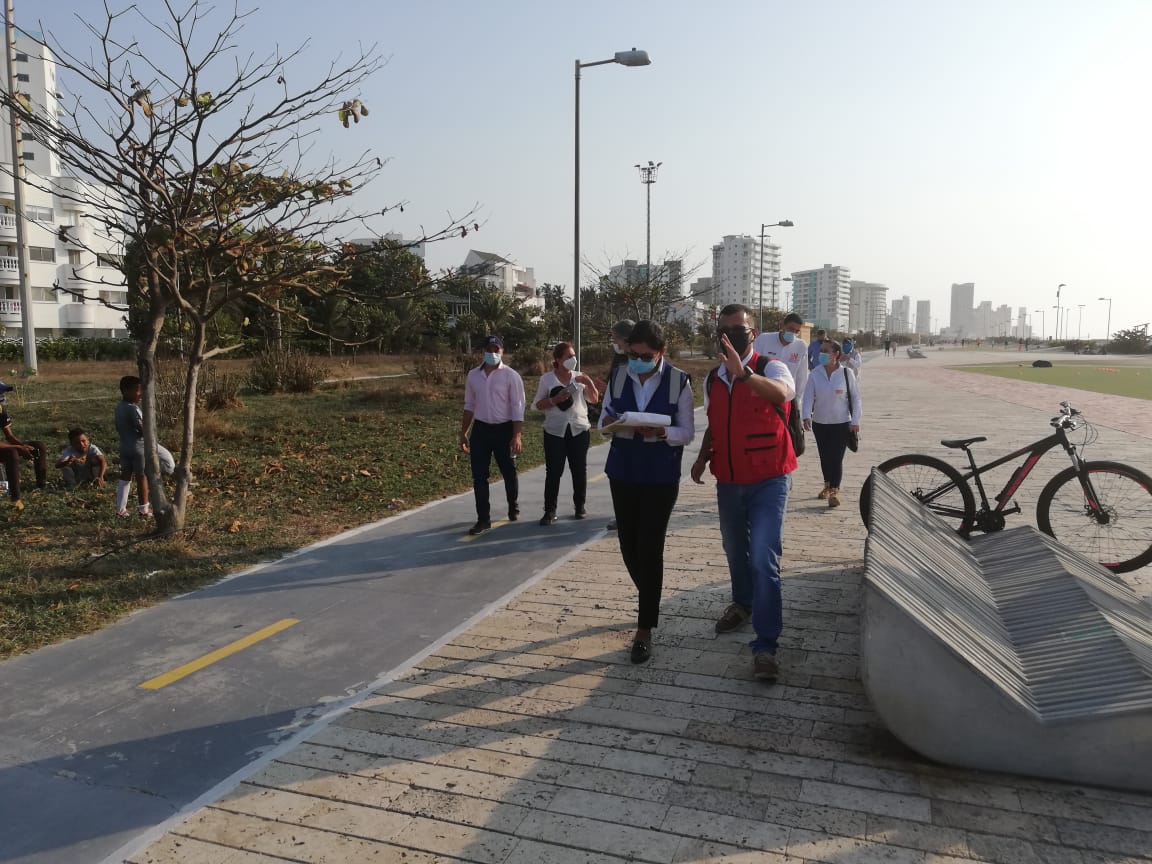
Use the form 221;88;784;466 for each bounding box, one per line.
860;454;976;533
1037;460;1152;574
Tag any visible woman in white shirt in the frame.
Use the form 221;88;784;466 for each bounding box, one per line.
532;341;600;525
801;339;862;509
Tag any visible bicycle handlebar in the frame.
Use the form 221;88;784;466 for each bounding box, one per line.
1051;401;1082;429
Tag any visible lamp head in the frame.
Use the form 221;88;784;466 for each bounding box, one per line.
778;220;795;227
614;49;651;67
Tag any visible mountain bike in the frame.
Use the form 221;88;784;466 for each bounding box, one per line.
859;402;1152;573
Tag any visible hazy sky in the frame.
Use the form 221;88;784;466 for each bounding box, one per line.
40;0;1152;338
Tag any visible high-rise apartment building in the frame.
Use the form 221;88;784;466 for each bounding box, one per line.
848;280;888;334
950;282;975;337
608;258;683;296
791;265;851;330
1;34;125;336
888;295;912;335
710;234;783;313
916;300;932;336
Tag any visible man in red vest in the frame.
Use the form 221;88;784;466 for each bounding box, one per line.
691;304;797;681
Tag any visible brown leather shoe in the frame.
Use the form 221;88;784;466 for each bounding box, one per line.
753;652;779;681
828;488;841;508
817;482;831;500
714;603;751;633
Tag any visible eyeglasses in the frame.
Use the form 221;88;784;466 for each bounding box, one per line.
627;351;657;362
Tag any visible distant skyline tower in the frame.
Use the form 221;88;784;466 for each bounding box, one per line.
950;282;975;336
916;300;932;336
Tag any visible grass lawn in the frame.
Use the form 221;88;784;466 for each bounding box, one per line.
0;354;716;658
953;362;1152;401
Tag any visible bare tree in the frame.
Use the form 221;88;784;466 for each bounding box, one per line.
1;1;476;531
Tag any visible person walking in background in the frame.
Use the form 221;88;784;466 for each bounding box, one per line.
753;311;808;459
802;339;862;508
841;338;863;377
0;381;47;512
533;341;599;525
692;304;796;682
599;320;694;664
807;328;827;370
57;427;107;490
459;336;525;536
601;319;634;533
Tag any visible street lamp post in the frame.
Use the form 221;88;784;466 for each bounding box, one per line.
757;220;794;327
574;49;651;364
1034;309;1046;341
1098;297;1112;348
1056;283;1065;346
635;161;662;287
1077;304;1085;341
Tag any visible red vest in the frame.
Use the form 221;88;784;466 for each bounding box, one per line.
706;354;797;484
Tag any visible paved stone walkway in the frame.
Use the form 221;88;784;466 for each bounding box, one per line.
127;351;1152;864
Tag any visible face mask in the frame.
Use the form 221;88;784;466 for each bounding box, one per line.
843;341;854;353
719;329;751;356
818;352;832;366
562;356;578;371
780;331;796;344
628;357;657;375
611;342;625;355
483;352;501;366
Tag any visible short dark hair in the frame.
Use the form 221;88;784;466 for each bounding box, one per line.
67;427;87;440
627;320;666;352
782;312;803;327
119;375;141;396
822;338;842;355
718;303;754;321
552;341;573;361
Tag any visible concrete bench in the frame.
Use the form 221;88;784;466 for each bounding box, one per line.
862;469;1152;792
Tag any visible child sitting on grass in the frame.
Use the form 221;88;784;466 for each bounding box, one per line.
56;427;107;490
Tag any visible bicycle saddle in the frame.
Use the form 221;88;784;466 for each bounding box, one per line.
940;436;987;449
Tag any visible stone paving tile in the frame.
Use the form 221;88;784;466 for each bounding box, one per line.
129;352;1152;863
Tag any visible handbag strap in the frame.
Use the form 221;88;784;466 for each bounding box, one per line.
843;366;854;420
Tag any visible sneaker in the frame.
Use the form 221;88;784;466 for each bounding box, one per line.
574;506;587;520
468;519;491;536
817;482;831;500
116;509;131;518
714;603;751;634
828;488;841;508
138;503;153;516
753;652;780;682
539;511;557;526
508;504;520;522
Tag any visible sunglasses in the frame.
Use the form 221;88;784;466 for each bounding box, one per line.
628;351;657;362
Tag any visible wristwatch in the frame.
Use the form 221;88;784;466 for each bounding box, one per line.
739;365;754;381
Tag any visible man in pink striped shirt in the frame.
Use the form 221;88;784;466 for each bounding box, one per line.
459;336;526;535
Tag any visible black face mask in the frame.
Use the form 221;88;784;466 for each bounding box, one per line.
718;328;751;356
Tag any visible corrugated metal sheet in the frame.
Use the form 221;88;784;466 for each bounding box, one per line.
864;470;1152;723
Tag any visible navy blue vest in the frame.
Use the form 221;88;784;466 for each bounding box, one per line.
604;364;687;484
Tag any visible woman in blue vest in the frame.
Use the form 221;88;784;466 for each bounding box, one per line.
598;321;695;664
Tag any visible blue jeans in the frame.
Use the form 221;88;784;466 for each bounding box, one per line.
716;473;792;655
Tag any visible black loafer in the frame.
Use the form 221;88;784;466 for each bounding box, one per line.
629;640;652;664
468;519;491;536
508;505;520;522
574;507;587;520
539;512;557;526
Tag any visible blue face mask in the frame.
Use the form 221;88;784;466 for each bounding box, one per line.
483;352;501;366
780;331;796;344
818;352;832;366
628;357;658;375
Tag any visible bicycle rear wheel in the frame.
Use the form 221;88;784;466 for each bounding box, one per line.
1036;460;1152;573
860;454;976;533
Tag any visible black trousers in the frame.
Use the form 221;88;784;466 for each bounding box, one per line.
609;479;679;629
542;428;589;514
812;422;851;489
0;441;48;500
469;421;518;519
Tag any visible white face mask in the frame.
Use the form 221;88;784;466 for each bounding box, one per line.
562;356;578;371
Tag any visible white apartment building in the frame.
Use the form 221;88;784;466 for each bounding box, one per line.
460;250;542;310
792;264;850;331
888;295;912;335
607;259;683;296
1;34;126;337
950;282;975;337
916;300;932;336
848;280;888;334
710;234;783;315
